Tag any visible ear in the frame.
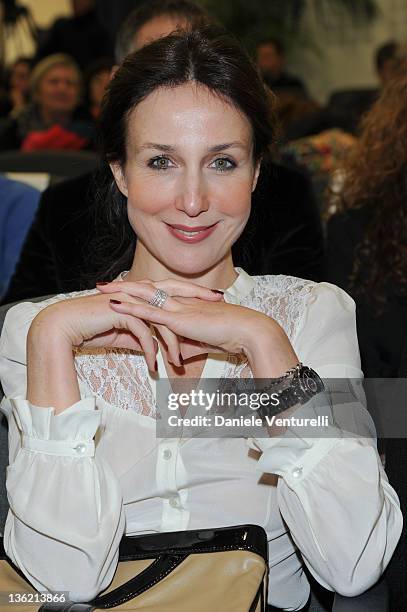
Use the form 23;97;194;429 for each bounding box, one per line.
251;158;262;193
109;162;128;197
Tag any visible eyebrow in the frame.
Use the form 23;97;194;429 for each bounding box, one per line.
137;141;246;153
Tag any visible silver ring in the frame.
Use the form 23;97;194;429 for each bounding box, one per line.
149;288;168;308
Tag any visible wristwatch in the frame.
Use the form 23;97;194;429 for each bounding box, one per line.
257;363;324;419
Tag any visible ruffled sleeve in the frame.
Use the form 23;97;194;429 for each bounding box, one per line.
249;282;403;597
0;300;125;601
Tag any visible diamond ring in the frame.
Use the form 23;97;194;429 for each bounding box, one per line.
148;288;168;308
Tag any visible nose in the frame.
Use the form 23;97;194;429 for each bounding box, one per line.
53;80;67;94
174;168;210;217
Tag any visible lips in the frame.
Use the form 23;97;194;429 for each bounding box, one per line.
165;222;218;243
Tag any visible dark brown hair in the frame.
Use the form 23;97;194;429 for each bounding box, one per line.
342;63;407;309
87;26;276;283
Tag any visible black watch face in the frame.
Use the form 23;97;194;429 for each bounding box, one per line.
299;367;324;397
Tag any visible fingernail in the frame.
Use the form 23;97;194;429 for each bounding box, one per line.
96;281;109;285
179;353;184;365
212;290;224;294
110;299;121;304
154;359;158;371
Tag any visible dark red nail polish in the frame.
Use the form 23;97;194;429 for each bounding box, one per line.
212;290;224;294
154;359;158;371
110;299;121;304
96;281;109;285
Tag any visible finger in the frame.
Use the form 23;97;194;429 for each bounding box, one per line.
99;282;179;311
155;279;224;301
155;324;182;367
96;279;152;286
97;280;153;296
109;299;172;328
122;315;158;372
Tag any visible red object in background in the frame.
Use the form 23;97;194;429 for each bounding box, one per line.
21;124;88;151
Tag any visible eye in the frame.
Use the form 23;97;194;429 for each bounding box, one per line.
210;157;236;172
148;155;174;171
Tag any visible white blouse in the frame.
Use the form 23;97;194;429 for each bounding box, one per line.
0;269;402;611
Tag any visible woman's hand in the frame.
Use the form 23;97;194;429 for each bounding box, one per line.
97;279;224;365
27;291;163;411
30;281;223;368
26;282;223;412
29;292;159;370
99;280;299;378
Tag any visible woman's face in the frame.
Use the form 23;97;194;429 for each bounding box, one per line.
10;61;31;93
111;83;260;277
36;64;80;117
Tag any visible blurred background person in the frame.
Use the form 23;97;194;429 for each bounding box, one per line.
279;127;356;213
324;40;400;139
255;37;308;98
34;0;114;71
114;0;211;62
0;57;33;118
0;54;93;151
376;40;399;87
0;175;40;298
84;58;115;120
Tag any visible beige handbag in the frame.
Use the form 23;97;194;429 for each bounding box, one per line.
0;524;268;611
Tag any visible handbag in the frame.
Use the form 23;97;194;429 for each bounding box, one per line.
0;524;268;612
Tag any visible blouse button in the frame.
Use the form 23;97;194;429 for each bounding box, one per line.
169;496;180;508
163;449;172;460
291;466;303;478
74;443;86;455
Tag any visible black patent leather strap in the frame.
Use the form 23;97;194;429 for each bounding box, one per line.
91;553;187;609
119;524;267;561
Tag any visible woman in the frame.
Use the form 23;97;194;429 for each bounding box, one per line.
84;58;115;119
324;61;407;612
0;54;93;151
0;28;401;611
0;57;33;118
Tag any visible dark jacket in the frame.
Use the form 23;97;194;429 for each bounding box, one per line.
35;9;113;71
324;207;407;378
2;162;323;304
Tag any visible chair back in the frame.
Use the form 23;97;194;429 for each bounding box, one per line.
0;150;99;181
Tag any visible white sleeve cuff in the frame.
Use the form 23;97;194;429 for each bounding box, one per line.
10;397;101;453
248;433;340;488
